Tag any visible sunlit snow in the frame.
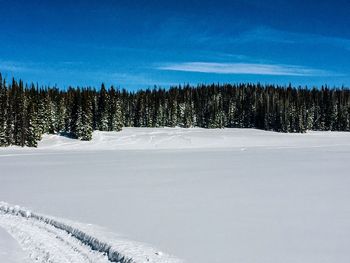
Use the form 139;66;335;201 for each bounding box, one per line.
1;128;350;263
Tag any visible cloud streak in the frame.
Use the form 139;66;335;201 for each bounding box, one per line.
233;26;350;50
0;61;34;73
159;62;332;76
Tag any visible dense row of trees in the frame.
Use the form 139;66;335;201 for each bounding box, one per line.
1;73;350;147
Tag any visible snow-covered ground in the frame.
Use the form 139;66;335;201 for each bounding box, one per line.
0;226;29;263
1;127;350;263
0;202;177;263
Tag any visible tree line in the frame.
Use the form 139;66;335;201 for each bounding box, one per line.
0;73;349;147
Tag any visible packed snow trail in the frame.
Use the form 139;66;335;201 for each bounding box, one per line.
0;226;29;263
0;202;181;263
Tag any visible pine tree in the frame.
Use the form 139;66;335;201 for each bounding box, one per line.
227;99;237;127
12;79;26;146
112;97;123;131
0;75;7;146
25;101;38;147
56;95;66;133
37;91;49;137
70;89;83;139
107;87;123;131
97;84;109;131
80;91;93;141
5;85;14;146
170;97;178;127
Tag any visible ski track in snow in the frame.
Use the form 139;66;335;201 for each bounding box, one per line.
0;202;181;263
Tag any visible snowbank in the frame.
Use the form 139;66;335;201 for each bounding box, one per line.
34;127;350;150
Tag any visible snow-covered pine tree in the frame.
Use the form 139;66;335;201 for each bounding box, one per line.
178;102;185;127
183;97;195;128
70;89;83;139
107;86;116;131
37;90;50;137
97;84;109;131
182;87;193;128
144;92;153;127
79;91;93;141
0;75;7;146
282;99;291;132
112;97;123;132
5;83;14;146
155;100;165;127
274;100;283;132
330;96;338;131
56;95;66;133
25;100;38;147
339;104;350;131
263;92;270;130
11;79;26;146
207;94;225;128
306;104;315;131
227;99;236;128
106;87;123;132
47;92;57;134
170;100;178;127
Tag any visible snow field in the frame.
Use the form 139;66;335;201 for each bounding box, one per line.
1;128;350;263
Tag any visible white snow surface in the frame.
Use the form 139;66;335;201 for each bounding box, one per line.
0;202;177;263
0;225;29;263
38;127;350;150
1;127;350;263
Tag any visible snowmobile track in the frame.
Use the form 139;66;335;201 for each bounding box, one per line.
0;202;135;263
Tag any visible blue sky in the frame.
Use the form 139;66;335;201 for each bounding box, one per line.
0;0;350;90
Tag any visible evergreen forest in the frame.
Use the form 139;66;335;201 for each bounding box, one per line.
1;73;349;147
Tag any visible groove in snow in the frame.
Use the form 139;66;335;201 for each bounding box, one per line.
0;202;181;263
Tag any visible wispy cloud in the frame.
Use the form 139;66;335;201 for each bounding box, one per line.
159;62;333;76
0;59;174;89
0;61;34;73
234;26;350;50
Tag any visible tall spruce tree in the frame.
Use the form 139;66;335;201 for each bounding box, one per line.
80;90;93;141
0;75;7;146
25;100;38;147
70;89;83;139
97;84;109;131
107;86;123;131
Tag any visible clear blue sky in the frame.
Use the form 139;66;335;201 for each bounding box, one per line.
0;0;350;90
